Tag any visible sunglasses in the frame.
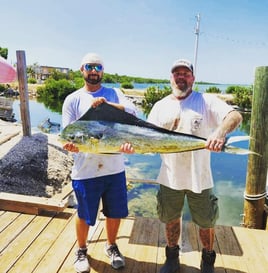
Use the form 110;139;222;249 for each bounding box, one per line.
84;64;103;72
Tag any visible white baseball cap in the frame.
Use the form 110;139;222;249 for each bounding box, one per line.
80;53;104;67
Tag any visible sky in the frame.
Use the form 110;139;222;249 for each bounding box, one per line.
1;0;268;84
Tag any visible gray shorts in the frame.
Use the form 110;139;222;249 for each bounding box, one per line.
157;185;219;228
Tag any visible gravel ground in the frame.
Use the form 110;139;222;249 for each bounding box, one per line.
0;130;73;198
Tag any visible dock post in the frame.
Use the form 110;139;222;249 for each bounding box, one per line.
16;50;31;137
243;66;268;229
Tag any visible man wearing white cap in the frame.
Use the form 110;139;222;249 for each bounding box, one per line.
147;59;242;273
62;53;136;272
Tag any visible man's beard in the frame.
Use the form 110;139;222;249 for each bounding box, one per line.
84;75;102;85
171;80;190;99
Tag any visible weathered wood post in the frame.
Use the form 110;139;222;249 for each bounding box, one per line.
16;50;31;137
243;66;268;229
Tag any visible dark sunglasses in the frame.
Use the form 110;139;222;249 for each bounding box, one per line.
84;64;103;72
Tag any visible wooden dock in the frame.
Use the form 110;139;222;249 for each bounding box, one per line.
1;115;267;273
1;208;267;273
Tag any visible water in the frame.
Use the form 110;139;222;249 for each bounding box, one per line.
104;82;250;94
11;84;251;226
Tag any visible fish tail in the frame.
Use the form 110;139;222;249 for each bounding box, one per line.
223;136;261;155
223;145;261;156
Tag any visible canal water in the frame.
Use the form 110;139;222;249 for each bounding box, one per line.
11;89;251;226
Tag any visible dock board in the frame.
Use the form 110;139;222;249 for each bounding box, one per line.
0;208;267;273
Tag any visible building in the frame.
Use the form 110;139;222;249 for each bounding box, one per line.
34;65;70;81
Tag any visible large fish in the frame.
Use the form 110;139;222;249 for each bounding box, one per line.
60;103;253;155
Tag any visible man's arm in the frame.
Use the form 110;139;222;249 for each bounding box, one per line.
206;110;243;152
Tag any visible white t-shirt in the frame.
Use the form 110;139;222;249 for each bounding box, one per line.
62;86;136;180
147;91;234;193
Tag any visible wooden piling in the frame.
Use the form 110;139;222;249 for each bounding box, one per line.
16;50;31;137
243;66;268;229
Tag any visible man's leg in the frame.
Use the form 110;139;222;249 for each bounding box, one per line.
76;217;90;247
74;216;90;273
158;185;183;273
160;218;181;273
166;217;181;247
188;189;218;273
199;227;216;273
199;227;214;251
105;217;125;269
106;217;121;244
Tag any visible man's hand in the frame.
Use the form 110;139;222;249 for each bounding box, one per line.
205;131;225;152
120;143;134;154
63;142;79;153
92;97;106;108
206;110;242;152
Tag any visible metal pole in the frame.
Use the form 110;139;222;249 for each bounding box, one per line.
193;13;201;79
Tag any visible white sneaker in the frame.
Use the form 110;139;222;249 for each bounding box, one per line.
104;243;125;269
74;247;90;273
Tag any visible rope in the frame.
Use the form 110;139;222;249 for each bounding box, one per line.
244;191;267;201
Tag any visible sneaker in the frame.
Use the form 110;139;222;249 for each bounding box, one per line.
104;243;125;269
74;247;90;273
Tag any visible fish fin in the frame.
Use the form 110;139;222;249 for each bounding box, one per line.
79;103;143;125
225;135;251;145
80;103;206;141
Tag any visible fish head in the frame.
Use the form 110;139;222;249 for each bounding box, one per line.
61;120;106;144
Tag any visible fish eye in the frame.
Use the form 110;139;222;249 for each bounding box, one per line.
88;133;103;139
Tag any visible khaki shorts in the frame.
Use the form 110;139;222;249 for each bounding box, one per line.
157;185;219;228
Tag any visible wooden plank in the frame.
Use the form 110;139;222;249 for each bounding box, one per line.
0;131;20;145
179;222;201;273
52;181;73;201
8;209;75;273
58;217;102;273
0;211;55;273
0;213;35;253
129;216;161;246
88;218;111;272
232;226;268;273
128;217;160;273
0;211;20;233
32;210;77;273
0;192;68;214
2;213;268;273
215;225;246;273
0;200;39;214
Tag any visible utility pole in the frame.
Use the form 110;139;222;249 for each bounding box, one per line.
194;13;201;79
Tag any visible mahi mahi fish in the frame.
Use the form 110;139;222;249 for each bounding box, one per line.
60;102;253;155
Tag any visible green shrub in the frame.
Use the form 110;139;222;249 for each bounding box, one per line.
205;86;221;93
37;78;76;101
141;86;171;117
225;85;237;94
121;82;134;89
0;84;5;93
233;86;253;109
28;78;37;84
